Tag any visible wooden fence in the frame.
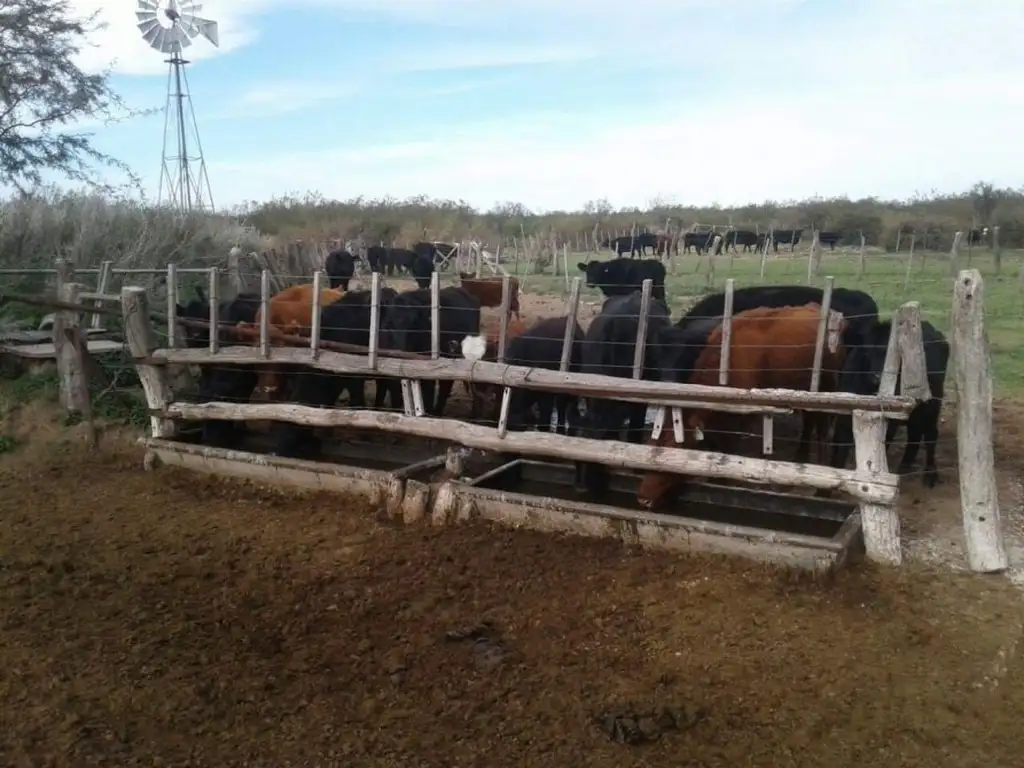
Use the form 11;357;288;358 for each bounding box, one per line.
3;259;1008;574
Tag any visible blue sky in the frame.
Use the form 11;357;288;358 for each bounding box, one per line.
53;0;1024;211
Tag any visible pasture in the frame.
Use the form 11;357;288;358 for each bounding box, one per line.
2;238;1024;765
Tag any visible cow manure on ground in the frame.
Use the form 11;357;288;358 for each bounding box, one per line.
444;621;508;671
593;703;707;745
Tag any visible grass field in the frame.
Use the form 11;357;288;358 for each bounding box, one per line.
507;247;1024;395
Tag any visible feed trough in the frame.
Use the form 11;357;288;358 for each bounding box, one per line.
435;458;864;573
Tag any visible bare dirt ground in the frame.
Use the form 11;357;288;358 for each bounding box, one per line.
1;404;1024;766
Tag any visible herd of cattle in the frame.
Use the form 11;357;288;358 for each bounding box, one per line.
173;251;949;512
600;229;841;258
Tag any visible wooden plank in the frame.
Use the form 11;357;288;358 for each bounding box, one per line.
166;400;901;505
153;345;916;417
3;339;124;359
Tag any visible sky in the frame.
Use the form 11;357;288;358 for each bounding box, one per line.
37;0;1024;211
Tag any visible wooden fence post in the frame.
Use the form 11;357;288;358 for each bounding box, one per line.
951;269;1008;572
122;286;176;440
53;280;90;415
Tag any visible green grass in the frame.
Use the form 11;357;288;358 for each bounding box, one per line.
507;247;1024;396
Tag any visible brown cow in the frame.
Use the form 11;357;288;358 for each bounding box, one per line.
636;302;847;510
236;283;345;397
460;313;529;421
457;273;521;319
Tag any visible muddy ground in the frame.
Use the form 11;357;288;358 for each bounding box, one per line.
0;404;1022;767
2;288;1024;766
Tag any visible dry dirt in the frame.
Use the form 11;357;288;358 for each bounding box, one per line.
0;405;1023;767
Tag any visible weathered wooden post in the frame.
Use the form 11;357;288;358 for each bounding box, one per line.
122;286;176;440
951;269;1008;572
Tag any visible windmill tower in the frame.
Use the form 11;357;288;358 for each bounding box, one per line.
136;1;219;213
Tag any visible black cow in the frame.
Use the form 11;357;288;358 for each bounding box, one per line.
389;247;417;275
409;254;435;289
967;227;989;246
271;288;400;460
601;233;657;258
381;286;481;416
176;289;261;448
504;316;585;435
830;320;950;488
771;229;803;252
574;291;672;495
576;257;667;302
325;249;356;290
817;231;841;250
724;230;758;253
366;245;391;275
755;232;770;252
682;231;715;254
676;284;879;336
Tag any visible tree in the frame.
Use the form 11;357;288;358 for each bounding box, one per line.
0;0;141;193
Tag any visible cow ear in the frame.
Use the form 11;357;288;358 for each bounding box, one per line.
576;262;588;271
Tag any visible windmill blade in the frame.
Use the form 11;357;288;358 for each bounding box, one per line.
136;11;158;23
138;18;160;36
142;23;162;46
137;0;159;10
181;2;204;12
188;16;219;47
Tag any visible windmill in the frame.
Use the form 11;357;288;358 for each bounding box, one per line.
136;1;219;213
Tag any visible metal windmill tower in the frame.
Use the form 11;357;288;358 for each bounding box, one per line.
136;1;219;212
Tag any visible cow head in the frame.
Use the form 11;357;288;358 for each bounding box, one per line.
577;260;608;288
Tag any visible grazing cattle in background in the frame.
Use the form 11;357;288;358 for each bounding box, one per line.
676;284;879;337
325;249;356;290
271;288;400;460
389;247;418;275
381;285;481;416
817;231;841;250
637;303;850;510
724;230;758;253
967;227;989;246
771;229;803;252
601;234;654;258
409;254;435;289
176;290;262;449
755;232;770;252
830;319;949;488
682;231;715;254
655;233;675;256
366;245;392;275
459;314;529;421
574;291;672;496
457;273;522;318
576;257;667;302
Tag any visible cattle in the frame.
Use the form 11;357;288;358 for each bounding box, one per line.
967;227;989;246
755;232;770;252
412;241;440;264
325;249;356;290
681;231;715;254
576;257;667;302
830;319;949;488
457;273;522;318
654;233;675;256
237;283;346;401
459;314;529;421
389;247;418;275
380;285;481;416
601;233;658;257
724;229;758;253
271;288;400;460
504;316;585;434
676;284;879;338
637;303;851;510
366;245;391;275
409;254;435;289
176;290;261;449
817;231;841;250
771;229;803;252
574;291;672;495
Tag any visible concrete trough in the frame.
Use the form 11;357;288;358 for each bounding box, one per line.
432;458;864;573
